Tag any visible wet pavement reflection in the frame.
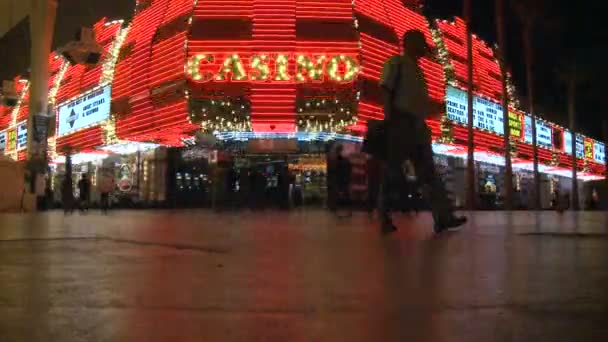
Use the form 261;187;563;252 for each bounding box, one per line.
0;210;607;341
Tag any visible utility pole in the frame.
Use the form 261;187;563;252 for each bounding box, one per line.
496;0;513;210
464;0;476;210
568;74;579;210
522;18;540;210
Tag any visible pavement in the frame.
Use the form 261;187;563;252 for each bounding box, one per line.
0;210;607;341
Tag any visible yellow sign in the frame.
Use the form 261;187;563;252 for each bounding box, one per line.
6;130;16;151
584;139;594;160
508;112;522;139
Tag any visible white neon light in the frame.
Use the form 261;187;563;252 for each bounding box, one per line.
432;142;604;182
53;152;109;165
98;142;161;154
213;131;363;143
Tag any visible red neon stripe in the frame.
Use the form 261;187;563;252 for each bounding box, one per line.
437;18;503;100
248;0;297;132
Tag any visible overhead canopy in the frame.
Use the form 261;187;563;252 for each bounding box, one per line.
0;0;133;81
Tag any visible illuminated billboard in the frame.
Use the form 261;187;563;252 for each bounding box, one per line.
508;112;523;139
584;139;594;160
17;122;27;150
594;142;605;164
57;85;111;136
0;130;5;153
524;116;552;148
445;86;504;135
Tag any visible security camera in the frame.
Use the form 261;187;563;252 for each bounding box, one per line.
1;80;18;107
58;27;104;66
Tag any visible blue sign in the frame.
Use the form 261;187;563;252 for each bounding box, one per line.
445;86;504;135
564;131;572;155
576;135;584;159
594;142;605;164
524;115;552;148
58;85;111;136
16;122;27;150
565;131;585;158
0;130;6;153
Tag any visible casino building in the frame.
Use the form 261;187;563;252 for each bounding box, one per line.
0;0;604;208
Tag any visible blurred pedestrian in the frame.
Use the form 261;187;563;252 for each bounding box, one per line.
590;188;599;210
277;162;290;210
62;153;74;214
399;160;419;214
335;144;352;216
556;191;570;213
78;173;91;212
99;170;115;213
326;142;339;211
248;168;259;209
226;167;237;209
379;29;466;234
62;177;74;214
239;168;251;209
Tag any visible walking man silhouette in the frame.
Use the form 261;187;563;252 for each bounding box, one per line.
379;29;467;234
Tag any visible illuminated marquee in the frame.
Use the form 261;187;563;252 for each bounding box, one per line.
508;112;523;139
6;129;16;152
186;53;360;83
584;138;594;160
0;130;6;154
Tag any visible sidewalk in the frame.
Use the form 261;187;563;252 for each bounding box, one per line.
0;210;607;341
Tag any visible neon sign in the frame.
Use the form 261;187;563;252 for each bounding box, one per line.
57;85;111;136
6;129;16;152
186;53;359;83
594;142;605;164
0;130;6;153
16;122;27;150
584;139;594;160
508;111;523;139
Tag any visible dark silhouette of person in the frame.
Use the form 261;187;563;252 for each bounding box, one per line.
248;169;259;209
326;142;339;211
62;178;74;214
239;168;251;209
61;154;75;214
78;173;91;212
99;170;115;213
277;162;290;210
379;29;466;234
335;144;352;215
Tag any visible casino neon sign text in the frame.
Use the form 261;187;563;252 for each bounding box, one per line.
186;53;360;83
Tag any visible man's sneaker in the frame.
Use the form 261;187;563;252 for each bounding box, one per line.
434;216;467;234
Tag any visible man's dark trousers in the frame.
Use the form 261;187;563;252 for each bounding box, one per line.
379;111;453;225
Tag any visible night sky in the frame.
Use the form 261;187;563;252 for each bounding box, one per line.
1;0;606;139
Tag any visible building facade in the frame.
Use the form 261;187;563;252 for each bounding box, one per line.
0;0;604;208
